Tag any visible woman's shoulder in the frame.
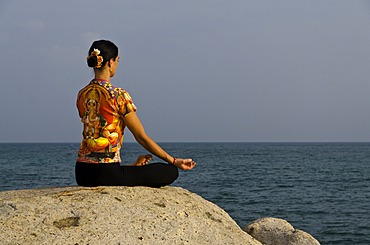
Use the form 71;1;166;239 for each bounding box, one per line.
78;80;133;102
91;80;128;98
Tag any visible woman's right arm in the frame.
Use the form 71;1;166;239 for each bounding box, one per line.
123;111;196;170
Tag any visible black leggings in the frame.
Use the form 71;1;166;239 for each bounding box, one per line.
75;162;179;188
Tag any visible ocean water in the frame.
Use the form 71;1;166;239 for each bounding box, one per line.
0;142;369;244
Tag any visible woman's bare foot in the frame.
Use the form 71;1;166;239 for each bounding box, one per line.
129;154;153;166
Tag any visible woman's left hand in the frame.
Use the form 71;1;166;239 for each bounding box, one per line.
173;158;196;170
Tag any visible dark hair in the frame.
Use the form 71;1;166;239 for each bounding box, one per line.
87;40;118;68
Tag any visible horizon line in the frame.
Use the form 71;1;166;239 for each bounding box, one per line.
1;141;369;144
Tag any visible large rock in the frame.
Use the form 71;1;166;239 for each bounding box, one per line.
0;186;261;244
244;217;320;245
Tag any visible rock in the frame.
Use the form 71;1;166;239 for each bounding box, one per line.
0;186;261;245
244;217;320;245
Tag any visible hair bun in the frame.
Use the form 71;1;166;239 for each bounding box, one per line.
87;55;98;68
86;48;104;68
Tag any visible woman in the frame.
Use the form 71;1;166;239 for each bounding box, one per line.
75;40;196;187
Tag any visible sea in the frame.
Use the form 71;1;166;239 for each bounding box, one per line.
0;142;369;245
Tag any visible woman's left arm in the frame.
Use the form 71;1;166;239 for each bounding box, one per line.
123;111;174;163
123;111;196;170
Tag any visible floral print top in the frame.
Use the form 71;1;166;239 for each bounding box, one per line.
76;79;137;163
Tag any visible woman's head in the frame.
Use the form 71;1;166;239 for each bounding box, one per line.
87;40;119;69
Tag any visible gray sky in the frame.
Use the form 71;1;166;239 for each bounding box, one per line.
1;0;369;143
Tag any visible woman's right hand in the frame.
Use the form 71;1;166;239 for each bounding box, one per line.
173;158;196;170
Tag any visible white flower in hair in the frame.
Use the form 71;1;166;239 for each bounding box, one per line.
92;48;100;55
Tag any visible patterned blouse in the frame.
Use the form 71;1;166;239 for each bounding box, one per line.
76;79;137;163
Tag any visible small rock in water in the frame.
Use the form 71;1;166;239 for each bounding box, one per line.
244;217;320;245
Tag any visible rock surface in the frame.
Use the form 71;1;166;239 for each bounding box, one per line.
0;186;261;245
244;217;320;245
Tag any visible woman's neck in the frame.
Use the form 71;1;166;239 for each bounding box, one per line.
94;68;111;82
